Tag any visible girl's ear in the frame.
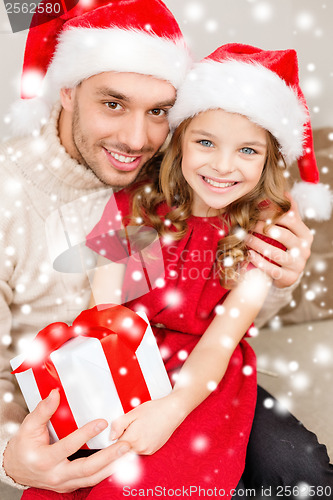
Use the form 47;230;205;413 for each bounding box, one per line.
60;87;75;112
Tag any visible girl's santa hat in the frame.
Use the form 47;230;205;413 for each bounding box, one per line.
169;43;332;221
10;0;191;136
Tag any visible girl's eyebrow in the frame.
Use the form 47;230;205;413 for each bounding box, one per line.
242;141;267;148
190;130;267;148
190;129;218;139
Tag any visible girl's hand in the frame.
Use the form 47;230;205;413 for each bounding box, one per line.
246;194;313;288
110;396;184;455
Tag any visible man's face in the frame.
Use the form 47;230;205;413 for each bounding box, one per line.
60;72;176;187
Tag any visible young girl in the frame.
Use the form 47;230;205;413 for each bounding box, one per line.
24;44;326;499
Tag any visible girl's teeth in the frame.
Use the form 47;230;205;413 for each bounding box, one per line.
204;177;235;188
109;151;137;163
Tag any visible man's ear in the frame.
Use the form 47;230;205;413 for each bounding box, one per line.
60;87;75;111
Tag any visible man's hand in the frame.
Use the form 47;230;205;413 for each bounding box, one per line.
3;389;130;493
246;195;313;288
111;397;183;456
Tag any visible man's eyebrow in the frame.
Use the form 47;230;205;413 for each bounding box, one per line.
96;87;176;109
95;87;175;108
153;99;176;108
95;88;129;101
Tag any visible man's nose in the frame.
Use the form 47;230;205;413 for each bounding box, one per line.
118;113;148;152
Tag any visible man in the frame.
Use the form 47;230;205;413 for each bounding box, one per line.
0;0;329;496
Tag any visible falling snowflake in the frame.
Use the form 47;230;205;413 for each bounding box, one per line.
263;397;274;409
178;349;188;361
207;380;217;391
184;2;205;22
305;290;316;301
242;365;253;376
3;392;14;403
289;361;299;372
230;307;240;318
132;271;142;281
112;451;142;485
313;344;332;365
130;397;141;408
21;304;32;315
291;372;310;391
295;11;315;30
192;435;209;452
252;2;274;23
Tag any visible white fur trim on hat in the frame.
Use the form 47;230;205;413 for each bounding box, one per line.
168;60;308;165
291;181;333;221
46;27;191;100
9;97;52;136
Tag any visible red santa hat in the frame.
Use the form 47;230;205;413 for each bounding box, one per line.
10;0;191;136
169;43;332;221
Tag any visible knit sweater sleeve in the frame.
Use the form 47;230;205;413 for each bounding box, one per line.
0;186;30;489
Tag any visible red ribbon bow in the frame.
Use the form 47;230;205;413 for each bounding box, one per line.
13;304;151;447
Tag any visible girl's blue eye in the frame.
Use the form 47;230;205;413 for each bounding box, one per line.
240;147;256;155
199;140;214;148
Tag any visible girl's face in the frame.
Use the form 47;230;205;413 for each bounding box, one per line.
181;109;268;217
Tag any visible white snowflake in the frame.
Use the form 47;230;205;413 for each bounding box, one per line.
184;2;205;22
252;2;273;22
112;451;142;486
295;11;314;30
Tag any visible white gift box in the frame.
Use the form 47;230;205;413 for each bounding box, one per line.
11;311;172;449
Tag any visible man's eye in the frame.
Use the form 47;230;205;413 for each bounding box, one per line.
199;140;214;148
240;147;256;155
105;102;122;110
149;109;166;116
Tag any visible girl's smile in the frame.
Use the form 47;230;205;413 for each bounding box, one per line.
181;109;268;217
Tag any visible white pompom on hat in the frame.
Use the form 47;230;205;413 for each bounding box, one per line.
9;0;192;136
169;43;332;221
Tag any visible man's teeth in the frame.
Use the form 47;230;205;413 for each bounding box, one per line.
109;151;137;163
203;177;236;188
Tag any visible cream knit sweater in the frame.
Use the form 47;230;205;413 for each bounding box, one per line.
0;104;296;490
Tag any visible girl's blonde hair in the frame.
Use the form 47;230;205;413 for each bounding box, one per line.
130;115;291;288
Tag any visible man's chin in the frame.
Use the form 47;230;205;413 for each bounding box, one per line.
98;167;142;188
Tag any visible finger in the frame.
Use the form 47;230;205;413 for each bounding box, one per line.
246;222;312;264
51;419;108;461
23;389;60;433
258;196;313;243
63;459;118;491
248;250;298;286
248;222;298;252
68;441;131;481
110;413;134;440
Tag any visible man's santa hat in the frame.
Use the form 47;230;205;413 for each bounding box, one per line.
10;0;191;136
169;43;332;221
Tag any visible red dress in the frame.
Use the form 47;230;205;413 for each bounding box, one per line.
23;188;257;500
84;188;257;498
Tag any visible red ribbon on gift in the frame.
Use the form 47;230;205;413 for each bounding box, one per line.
12;304;151;448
